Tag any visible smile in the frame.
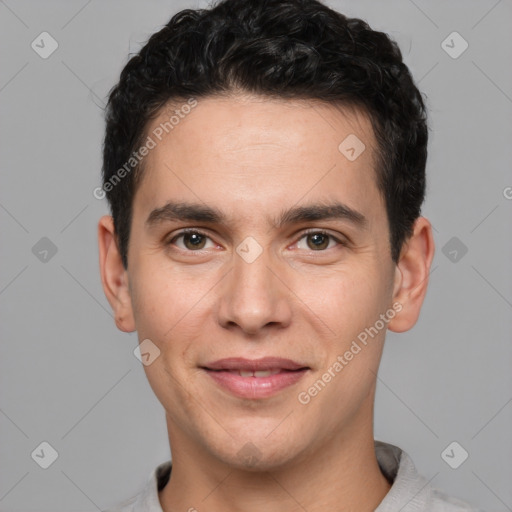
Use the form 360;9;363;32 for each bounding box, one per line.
201;357;310;399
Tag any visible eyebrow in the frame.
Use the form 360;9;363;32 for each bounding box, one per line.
145;200;368;230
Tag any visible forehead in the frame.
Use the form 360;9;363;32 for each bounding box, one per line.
133;94;382;227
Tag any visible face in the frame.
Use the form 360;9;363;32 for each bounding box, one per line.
99;94;432;471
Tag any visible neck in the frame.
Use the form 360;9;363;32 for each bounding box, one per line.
159;408;391;512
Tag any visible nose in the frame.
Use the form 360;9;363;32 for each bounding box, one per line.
216;245;292;336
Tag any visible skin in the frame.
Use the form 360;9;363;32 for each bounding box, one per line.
98;94;434;512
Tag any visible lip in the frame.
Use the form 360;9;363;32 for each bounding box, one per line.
203;357;307;371
201;357;310;399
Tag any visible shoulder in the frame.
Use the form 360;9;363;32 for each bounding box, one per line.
100;460;172;512
430;487;485;512
101;494;138;512
374;440;483;512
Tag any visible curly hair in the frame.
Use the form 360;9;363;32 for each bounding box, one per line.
102;0;428;268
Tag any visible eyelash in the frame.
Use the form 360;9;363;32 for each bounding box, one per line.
167;228;346;253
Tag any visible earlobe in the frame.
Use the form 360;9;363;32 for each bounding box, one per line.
97;215;136;333
387;217;435;333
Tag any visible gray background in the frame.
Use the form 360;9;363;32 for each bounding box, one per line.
1;0;511;510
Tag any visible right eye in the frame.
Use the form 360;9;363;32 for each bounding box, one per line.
167;229;217;251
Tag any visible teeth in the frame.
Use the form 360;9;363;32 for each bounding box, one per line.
238;369;281;377
254;370;272;377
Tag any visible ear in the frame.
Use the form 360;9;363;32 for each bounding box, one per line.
98;215;136;333
387;216;435;333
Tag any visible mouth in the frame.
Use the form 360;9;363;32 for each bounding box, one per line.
200;357;310;399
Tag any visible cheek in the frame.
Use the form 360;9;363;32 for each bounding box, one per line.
295;265;389;338
130;281;168;338
129;265;212;380
132;270;200;410
130;261;195;337
295;274;388;420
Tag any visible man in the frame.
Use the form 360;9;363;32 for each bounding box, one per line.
98;0;481;510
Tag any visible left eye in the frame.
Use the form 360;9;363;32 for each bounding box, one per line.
295;231;341;251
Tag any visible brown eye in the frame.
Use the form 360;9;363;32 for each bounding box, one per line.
169;230;214;251
296;231;342;251
307;232;329;250
182;232;207;250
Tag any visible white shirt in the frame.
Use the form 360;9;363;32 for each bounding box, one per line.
103;440;483;511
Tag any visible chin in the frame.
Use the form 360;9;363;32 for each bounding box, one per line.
213;436;307;472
